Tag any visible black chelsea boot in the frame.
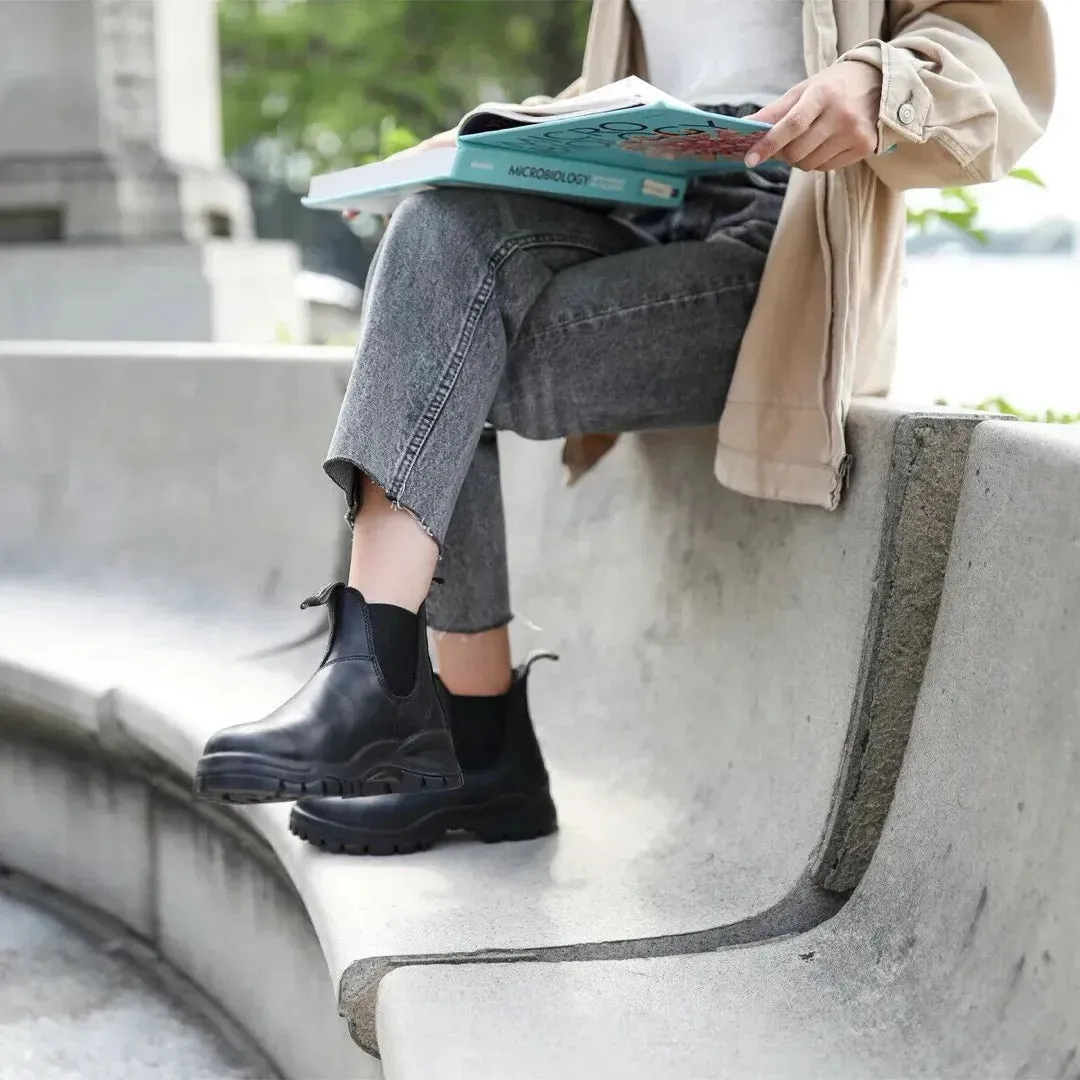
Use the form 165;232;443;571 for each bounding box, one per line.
193;583;463;803
288;653;558;854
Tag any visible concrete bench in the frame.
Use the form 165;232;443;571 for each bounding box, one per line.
0;342;992;1069
0;342;366;1077
377;420;1080;1079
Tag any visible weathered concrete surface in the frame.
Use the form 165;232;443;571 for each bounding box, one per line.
814;414;983;891
377;419;1080;1079
0;342;350;626
120;403;924;1052
0;344;1000;1059
0;723;373;1080
0;340;997;1058
0;878;270;1080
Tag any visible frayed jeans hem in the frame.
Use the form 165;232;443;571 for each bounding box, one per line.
323;455;442;550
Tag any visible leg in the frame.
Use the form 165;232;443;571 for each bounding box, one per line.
325;189;643;693
354;441;510;695
492;230;770;440
195;189;643;805
287;181;783;852
430;223;775;695
324;187;641;550
434;627;513;696
430;427;513;696
348;475;438;612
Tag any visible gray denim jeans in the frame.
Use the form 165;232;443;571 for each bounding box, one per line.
325;161;788;633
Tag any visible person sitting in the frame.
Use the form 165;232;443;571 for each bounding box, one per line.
193;0;1054;855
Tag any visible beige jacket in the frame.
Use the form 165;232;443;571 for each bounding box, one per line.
563;0;1054;508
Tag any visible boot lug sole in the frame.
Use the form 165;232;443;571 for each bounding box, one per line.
288;792;558;856
192;736;463;804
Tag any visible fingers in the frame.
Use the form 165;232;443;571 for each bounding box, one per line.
745;86;825;167
815;147;870;173
743;81;807;126
342;210;359;221
744;76;878;171
776;125;835;168
794;134;850;172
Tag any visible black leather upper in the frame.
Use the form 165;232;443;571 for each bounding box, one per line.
201;584;447;765
291;661;551;829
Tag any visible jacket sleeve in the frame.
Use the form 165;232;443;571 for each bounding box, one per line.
841;1;1055;189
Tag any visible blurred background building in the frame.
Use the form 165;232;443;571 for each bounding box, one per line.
0;0;1075;382
0;0;304;341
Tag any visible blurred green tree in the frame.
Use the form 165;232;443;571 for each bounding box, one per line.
220;2;1045;245
219;0;590;173
906;168;1046;244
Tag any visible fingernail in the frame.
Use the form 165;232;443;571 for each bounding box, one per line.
745;152;761;168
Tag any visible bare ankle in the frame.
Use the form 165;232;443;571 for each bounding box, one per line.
434;626;513;696
348;475;438;612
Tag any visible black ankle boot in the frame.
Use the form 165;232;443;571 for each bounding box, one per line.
193;583;462;803
288;653;558;855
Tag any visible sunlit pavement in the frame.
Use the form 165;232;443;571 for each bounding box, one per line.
0;885;269;1080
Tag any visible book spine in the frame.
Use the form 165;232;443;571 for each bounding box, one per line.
452;144;685;208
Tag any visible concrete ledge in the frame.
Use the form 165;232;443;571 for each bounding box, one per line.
814;413;987;890
0;867;280;1080
0;341;351;621
0;343;1002;1060
376;420;1080;1079
0;711;373;1080
1;405;987;1057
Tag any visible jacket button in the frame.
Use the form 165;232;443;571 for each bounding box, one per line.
898;102;916;125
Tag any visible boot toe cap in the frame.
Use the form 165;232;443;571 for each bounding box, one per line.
200;722;295;759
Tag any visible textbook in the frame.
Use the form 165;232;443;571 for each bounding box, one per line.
302;77;772;215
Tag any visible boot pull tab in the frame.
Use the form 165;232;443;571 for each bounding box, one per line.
300;581;346;668
521;649;559;679
300;581;344;610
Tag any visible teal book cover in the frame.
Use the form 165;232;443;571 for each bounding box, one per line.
451;143;686;206
301;143;686;213
459;102;771;177
303;80;773;214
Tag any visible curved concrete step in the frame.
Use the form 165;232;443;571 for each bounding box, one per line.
0;343;991;1057
376;420;1080;1079
0;657;371;1080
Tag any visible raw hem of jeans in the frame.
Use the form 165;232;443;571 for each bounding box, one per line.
324;455;443;552
427;612;514;635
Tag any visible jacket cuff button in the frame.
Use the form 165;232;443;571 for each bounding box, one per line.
897;102;916;126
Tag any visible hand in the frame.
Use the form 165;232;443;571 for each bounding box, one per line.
743;61;882;172
342;128;458;221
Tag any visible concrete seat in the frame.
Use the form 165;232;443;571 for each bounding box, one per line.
0;342;990;1063
376;420;1080;1079
0;343;367;1077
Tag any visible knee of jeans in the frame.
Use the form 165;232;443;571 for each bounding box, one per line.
390;187;502;254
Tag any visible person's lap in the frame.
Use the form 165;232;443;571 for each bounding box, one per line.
492;226;767;439
403;184;780;632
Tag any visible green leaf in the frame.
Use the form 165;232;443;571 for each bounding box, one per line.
935;397;1080;425
1008;167;1046;188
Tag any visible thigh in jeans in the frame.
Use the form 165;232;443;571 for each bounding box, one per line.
325;187;646;541
431;231;769;633
490;232;768;439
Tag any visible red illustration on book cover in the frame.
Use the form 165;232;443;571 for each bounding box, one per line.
618;128;761;163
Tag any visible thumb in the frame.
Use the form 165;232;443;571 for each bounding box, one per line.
745;81;808;125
